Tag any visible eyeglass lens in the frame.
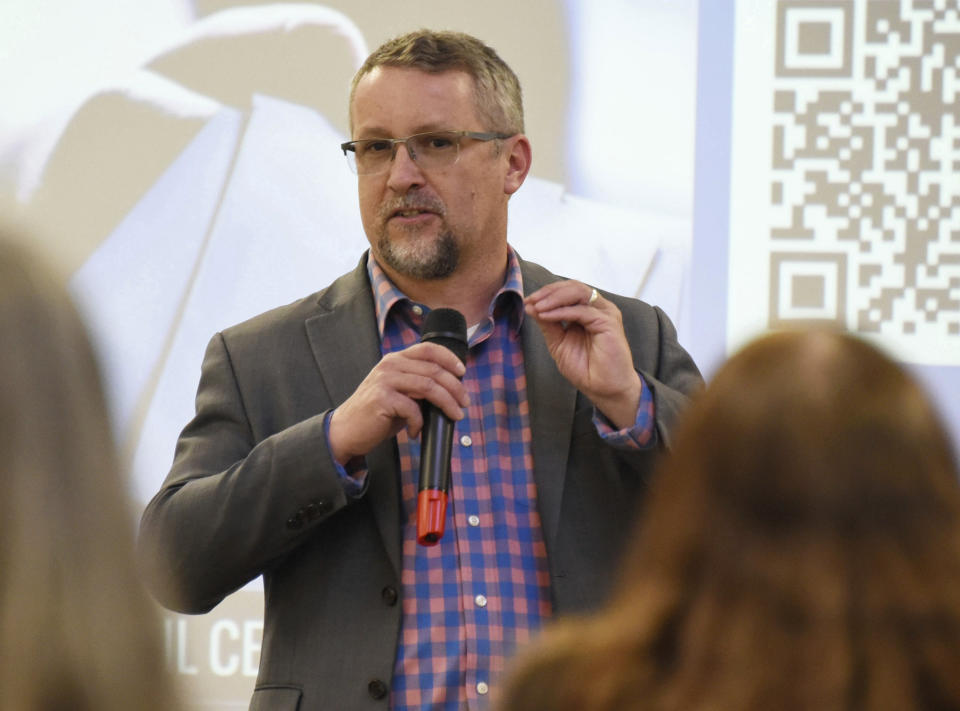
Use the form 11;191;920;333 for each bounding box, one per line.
351;132;461;174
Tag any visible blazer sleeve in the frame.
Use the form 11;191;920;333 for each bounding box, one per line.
640;304;703;449
543;297;701;613
137;331;350;614
609;295;702;450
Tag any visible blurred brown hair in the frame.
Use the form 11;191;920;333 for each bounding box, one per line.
499;329;960;711
0;234;181;710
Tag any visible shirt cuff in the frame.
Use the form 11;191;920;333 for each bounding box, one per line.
324;410;369;498
592;374;656;450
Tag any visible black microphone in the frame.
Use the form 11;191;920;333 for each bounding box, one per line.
417;307;468;546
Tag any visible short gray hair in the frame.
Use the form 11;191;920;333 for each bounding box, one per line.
349;29;524;135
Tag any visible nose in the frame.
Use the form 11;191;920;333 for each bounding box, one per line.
385;141;425;193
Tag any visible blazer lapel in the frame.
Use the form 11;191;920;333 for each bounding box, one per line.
519;259;578;553
303;256;402;576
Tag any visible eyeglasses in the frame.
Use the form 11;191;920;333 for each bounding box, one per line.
340;130;514;175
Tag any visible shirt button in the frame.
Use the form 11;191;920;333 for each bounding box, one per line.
468;515;480;527
460;435;472;447
474;594;487;608
477;681;489;695
411;304;423;316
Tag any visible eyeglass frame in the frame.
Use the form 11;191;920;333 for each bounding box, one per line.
340;130;515;175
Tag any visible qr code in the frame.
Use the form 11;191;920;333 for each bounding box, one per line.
769;0;960;343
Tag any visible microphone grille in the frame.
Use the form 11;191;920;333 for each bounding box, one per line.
420;308;468;363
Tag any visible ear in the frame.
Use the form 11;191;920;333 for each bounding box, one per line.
503;134;532;196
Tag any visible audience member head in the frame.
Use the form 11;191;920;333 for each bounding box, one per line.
0;234;180;710
499;329;960;711
349;29;524;135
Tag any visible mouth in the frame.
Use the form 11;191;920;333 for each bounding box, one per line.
390;207;437;219
382;193;445;223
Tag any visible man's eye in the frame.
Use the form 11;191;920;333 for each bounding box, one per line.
360;140;391;155
416;133;455;153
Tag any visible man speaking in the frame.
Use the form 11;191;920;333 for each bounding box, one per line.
138;29;702;710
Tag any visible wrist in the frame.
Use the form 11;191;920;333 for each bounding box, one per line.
593;375;643;430
327;409;358;466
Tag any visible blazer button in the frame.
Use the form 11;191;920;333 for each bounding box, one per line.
286;512;304;530
367;679;388;700
381;586;398;606
304;502;320;521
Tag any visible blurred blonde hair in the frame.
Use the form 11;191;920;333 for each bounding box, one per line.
499;329;960;711
0;234;181;711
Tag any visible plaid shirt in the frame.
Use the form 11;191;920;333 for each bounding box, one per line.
341;249;654;710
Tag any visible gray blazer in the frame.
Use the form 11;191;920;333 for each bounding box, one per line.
138;254;702;710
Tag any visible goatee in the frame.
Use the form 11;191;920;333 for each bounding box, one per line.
375;193;459;279
376;228;459;280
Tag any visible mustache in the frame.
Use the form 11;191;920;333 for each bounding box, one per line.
378;193;446;220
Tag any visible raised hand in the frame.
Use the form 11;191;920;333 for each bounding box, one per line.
524;281;642;429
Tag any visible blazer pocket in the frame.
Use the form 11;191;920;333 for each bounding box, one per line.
249;685;303;711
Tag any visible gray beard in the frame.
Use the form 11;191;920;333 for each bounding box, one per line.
376;227;460;280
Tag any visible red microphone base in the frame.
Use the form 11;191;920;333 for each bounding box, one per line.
417;489;448;546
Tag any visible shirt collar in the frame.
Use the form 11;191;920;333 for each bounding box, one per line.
366;247;525;341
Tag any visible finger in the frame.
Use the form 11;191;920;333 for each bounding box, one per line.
525;280;599;313
524;305;567;341
524;279;585;305
329;386;425;463
372;359;470;412
376;342;469;393
389;392;425;438
406;341;468;376
401;371;469;421
331;348;468;461
365;373;470;420
526;301;608;330
381;347;463;379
